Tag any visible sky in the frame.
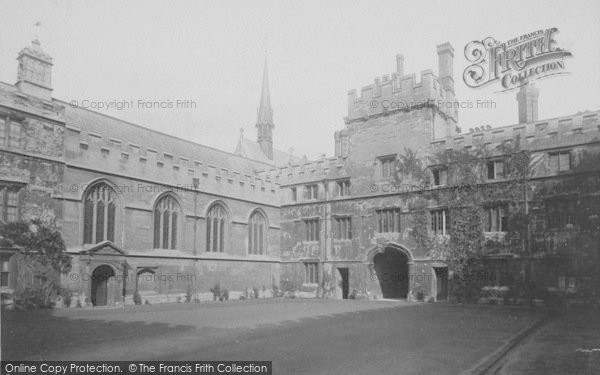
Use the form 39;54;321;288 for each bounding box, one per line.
1;0;599;159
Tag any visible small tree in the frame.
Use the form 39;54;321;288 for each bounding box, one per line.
0;219;72;308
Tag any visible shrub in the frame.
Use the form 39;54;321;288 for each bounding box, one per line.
219;288;229;302
348;289;357;300
133;291;142;305
253;287;259;299
280;278;295;294
14;288;54;309
210;283;221;301
272;284;280;298
61;289;73;308
185;286;193;303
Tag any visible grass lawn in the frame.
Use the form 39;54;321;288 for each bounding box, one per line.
2;299;544;374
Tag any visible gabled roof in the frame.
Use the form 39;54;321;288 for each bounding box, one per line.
234;134;304;167
79;241;126;256
60;100;274;174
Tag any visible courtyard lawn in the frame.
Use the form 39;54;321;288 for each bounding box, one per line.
2;299;543;374
498;307;600;375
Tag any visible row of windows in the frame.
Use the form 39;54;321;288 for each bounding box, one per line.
289;150;574;197
429;207;506;235
302;207;504;241
82;183;269;254
290;150;574;201
290;180;351;203
388;150;574;188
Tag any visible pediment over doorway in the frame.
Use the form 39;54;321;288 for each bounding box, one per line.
79;241;126;256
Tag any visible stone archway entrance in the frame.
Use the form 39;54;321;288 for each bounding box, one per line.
373;247;409;299
91;265;115;306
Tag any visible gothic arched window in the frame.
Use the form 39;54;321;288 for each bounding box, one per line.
206;203;228;252
83;183;117;244
153;195;180;249
248;210;267;255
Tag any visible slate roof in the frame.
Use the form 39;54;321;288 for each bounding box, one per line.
58;99;275;174
234;135;304;167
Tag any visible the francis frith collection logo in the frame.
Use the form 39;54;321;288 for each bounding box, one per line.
463;27;572;91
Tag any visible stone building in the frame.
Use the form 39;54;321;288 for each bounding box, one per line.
1;41;288;305
276;43;600;301
0;39;598;306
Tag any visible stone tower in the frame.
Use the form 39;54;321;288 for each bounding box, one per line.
516;83;539;124
256;57;274;160
16;39;53;101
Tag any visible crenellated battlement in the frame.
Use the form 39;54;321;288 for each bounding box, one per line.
431;111;600;153
346;44;457;123
256;156;350;186
65;127;283;204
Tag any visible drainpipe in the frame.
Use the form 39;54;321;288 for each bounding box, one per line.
321;177;330;298
192;178;199;256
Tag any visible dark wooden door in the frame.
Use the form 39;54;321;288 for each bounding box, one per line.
338;268;349;299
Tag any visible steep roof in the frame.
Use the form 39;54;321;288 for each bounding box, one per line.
234;133;304;167
59;100;274;174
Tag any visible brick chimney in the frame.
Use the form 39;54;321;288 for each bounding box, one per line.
395;54;404;77
516;83;539;124
437;42;454;93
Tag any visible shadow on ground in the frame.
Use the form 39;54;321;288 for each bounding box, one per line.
1;309;199;360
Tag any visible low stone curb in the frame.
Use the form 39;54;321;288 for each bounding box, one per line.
464;314;550;375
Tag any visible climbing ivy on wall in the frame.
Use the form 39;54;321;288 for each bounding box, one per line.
394;139;533;302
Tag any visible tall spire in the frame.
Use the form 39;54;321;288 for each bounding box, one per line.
256;54;274;160
257;57;273;124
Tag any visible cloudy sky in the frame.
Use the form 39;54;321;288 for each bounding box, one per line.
1;0;599;159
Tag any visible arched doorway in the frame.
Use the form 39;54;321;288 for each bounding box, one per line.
373;247;409;299
91;265;115;306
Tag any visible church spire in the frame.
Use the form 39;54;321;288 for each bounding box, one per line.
256;55;274;160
